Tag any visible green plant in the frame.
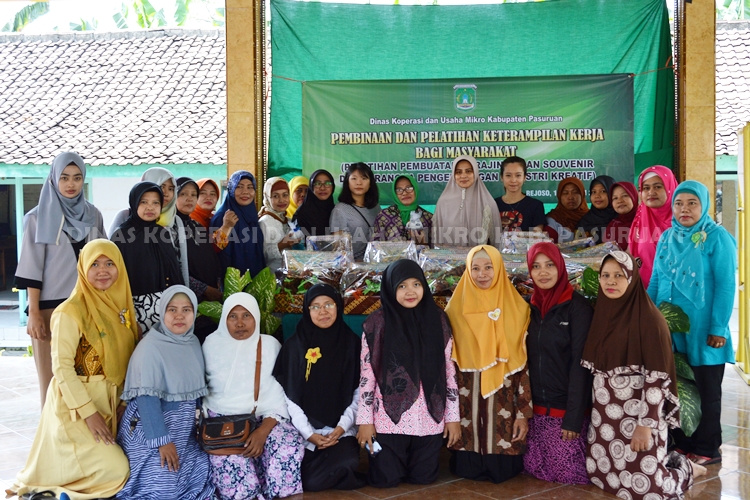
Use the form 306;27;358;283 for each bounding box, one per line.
2;2;50;32
657;303;700;436
70;18;98;31
198;267;281;335
658;302;691;334
578;266;599;305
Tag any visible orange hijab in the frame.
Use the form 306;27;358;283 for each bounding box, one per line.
546;177;589;231
445;245;530;398
191;178;220;229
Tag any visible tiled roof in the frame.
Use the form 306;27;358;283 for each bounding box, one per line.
717;21;750;156
0;29;226;166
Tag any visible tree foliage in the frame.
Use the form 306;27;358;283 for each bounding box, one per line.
1;2;50;32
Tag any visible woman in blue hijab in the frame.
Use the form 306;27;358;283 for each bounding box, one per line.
648;180;736;466
211;171;266;277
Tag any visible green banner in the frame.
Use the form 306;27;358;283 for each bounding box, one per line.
302;74;633;205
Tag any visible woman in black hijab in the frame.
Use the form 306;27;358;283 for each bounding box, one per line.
111;181;184;333
273;284;364;491
291;170;336;238
356;259;460;488
578;175;618;244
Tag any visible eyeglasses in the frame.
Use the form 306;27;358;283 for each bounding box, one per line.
313;181;333;188
395;186;415;195
309;302;336;311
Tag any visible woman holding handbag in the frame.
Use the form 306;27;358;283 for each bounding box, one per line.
117;285;214;499
202;293;305;499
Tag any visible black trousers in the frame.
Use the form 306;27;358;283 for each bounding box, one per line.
302;436;365;492
367;433;443;488
671;363;725;458
449;450;524;484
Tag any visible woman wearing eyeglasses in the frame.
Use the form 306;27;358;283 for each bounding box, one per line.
291;170;336;239
373;174;432;244
273;284;364;491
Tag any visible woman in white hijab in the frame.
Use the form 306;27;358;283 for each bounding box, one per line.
433;155;502;248
258;177;297;272
203;293;305;499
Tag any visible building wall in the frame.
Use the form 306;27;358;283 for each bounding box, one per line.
90;177;141;235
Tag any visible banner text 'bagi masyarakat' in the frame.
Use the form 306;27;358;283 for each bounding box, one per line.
302;75;634;205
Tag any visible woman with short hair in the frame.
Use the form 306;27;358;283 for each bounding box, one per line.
330;162;381;260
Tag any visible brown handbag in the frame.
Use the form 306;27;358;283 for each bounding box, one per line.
198;338;262;455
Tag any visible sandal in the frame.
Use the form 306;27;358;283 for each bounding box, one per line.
23;491;56;500
688;453;722;466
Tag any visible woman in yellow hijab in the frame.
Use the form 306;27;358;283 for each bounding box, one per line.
444;245;531;484
286;175;310;219
8;240;139;500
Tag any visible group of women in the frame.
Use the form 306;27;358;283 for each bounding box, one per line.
7;151;736;500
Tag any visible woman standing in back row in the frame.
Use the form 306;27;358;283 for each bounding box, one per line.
15;152;105;408
648;181;737;466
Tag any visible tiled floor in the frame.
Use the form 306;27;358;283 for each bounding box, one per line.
0;357;749;499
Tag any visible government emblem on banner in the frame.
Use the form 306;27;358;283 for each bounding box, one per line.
454;84;477;112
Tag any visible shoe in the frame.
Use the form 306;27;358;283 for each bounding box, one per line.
688;453;722;465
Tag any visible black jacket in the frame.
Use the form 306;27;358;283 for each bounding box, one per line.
525;292;593;432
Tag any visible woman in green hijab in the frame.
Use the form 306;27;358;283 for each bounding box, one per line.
372;174;432;244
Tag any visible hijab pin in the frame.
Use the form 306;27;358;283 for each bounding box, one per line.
119;308;132;329
487;308;501;321
691;230;707;249
305;347;322;381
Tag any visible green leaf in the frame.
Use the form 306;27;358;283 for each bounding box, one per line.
580;267;599;298
175;0;192;26
244;267;281;335
113;3;129;29
363;279;381;295
261;314;281;337
212;7;225;27
674;352;695;382
676;376;702;437
133;0;157;28
155;8;168;27
658;302;691;333
223;267;251;299
197;301;222;323
70;18;98;31
3;2;50;32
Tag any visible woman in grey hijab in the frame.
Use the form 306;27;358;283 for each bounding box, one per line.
117;285;215;500
14;151;105;408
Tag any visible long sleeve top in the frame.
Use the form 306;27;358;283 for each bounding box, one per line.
526;293;593;432
287;388;359;451
51;312;112;421
356;334;460;436
258;214;290;272
16;208;105;308
647;226;736;366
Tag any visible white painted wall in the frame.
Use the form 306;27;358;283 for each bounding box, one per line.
90;177;141;236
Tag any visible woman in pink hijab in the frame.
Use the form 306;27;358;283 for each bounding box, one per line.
627;165;678;288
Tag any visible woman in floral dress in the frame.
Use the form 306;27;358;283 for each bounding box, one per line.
203;293;304;499
581;251;705;499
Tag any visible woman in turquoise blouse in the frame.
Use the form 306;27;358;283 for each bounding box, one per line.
648;180;736;466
